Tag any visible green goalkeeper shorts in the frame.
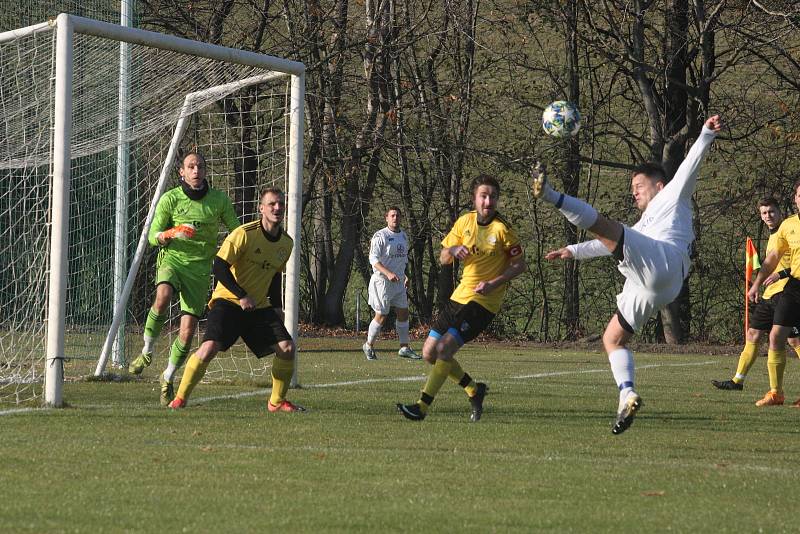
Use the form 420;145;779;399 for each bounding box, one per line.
155;254;211;317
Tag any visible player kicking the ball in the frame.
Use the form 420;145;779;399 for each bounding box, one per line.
534;115;722;434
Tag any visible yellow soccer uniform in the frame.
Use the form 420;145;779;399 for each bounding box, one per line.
772;215;800;279
210;220;293;309
763;230;793;300
442;211;523;313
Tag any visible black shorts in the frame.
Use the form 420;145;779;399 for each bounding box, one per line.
203;299;292;357
429;300;495;346
771;279;800;334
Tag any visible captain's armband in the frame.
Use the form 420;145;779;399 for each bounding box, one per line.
507;244;523;258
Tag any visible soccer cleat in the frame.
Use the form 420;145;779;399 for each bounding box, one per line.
268;400;306;413
363;342;377;361
611;392;642;435
159;375;174;406
396;403;426;421
398;346;422;360
791;397;800;408
469;382;488;422
711;379;744;391
755;391;785;407
128;352;152;375
168;397;186;409
530;161;548;199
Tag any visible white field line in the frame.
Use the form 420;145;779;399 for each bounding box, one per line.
511;360;716;379
0;360;714;415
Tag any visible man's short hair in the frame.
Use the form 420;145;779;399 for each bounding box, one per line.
260;186;284;200
757;196;780;210
386;206;402;216
471;174;500;196
179;149;206;167
793;179;800;195
631;162;667;185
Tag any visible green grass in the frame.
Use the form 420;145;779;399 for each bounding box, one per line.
2;338;799;532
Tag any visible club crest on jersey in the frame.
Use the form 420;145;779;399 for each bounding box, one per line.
487;235;497;244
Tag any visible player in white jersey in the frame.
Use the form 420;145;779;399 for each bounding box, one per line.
363;207;422;360
533;114;722;434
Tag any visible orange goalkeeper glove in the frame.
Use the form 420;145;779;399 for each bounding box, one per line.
158;223;196;241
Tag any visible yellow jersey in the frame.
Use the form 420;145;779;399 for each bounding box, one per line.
210;220;293;309
763;229;792;300
773;214;800;281
442;211;523;313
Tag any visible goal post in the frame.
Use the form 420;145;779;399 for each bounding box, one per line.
0;14;305;407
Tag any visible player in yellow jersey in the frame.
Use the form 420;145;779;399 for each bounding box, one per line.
397;174;526;421
168;187;303;412
748;180;800;407
712;197;800;391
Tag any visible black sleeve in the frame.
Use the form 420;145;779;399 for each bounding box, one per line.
268;272;282;309
213;256;247;299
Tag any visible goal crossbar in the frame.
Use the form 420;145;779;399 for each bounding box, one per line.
39;14;305;406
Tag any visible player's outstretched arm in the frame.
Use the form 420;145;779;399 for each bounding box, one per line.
545;247;573;261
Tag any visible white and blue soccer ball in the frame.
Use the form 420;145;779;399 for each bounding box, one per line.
542;101;581;138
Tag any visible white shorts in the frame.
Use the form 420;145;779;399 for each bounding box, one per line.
615;227;689;332
368;273;408;315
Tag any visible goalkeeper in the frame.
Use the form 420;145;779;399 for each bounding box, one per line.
128;151;240;407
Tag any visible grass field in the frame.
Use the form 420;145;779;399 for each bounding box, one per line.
2;337;799;532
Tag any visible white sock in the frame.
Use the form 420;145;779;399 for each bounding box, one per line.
608;348;635;410
557;194;598;229
396;320;410;345
366;319;382;346
540;182;561;204
142;335;155;354
163;362;177;383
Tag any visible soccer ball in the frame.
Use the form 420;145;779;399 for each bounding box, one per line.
542;101;581;138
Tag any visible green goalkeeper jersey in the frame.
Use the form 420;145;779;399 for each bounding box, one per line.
148;185;241;266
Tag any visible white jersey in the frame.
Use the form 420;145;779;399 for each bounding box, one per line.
567;125;718;267
369;227;409;278
565;125;718;331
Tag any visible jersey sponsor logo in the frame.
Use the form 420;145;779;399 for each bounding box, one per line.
508;244;522;257
469;244;499;257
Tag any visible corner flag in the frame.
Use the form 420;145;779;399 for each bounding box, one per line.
744;237;760;335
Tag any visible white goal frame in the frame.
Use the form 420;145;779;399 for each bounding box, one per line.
0;14;305;407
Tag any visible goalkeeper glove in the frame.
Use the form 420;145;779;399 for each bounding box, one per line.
158;223;196;241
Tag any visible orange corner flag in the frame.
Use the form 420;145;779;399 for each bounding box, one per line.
746;237;761;277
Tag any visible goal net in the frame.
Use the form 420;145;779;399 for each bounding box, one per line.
0;15;304;406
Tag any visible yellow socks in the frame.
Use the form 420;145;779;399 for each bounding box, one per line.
417;359;454;413
269;356;295;406
448;358;478;397
174;354;209;402
794;345;800;360
766;348;786;394
733;341;760;384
